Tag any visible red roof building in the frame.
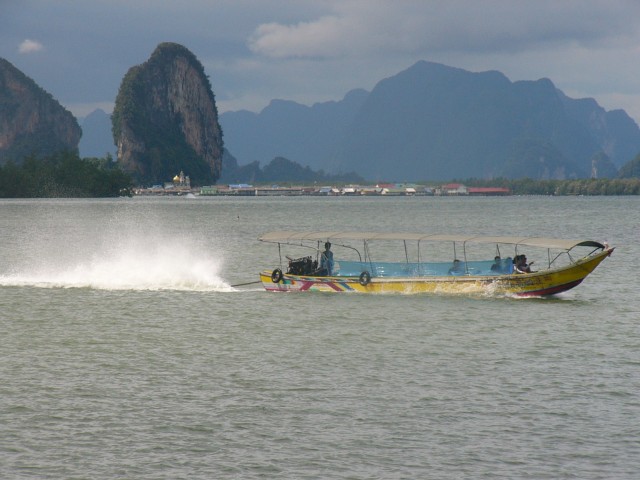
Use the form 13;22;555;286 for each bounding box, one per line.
467;187;511;196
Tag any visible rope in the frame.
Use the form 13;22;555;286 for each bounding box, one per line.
230;280;262;288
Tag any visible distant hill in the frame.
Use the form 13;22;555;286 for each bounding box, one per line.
220;88;368;172
220;61;640;181
619;153;640;178
218;149;364;185
79;109;117;159
0;58;81;164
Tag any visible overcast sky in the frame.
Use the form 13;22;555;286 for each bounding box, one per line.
2;0;640;123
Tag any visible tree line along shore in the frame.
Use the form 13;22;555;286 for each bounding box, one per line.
2;152;640;198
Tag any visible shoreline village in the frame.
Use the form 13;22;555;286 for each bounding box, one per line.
135;181;511;197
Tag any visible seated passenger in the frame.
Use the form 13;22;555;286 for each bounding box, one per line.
490;256;503;272
491;256;512;274
448;259;464;275
514;254;533;274
319;242;334;276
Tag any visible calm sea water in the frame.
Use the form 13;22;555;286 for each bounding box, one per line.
1;196;639;479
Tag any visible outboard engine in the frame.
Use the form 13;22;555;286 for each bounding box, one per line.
287;256;317;275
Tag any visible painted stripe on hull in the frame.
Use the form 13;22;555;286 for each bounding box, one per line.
515;279;583;297
262;273;587;296
262;276;357;292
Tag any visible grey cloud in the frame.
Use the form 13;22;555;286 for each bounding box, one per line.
1;0;639;121
249;0;640;58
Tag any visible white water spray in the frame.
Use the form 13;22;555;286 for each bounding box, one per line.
1;231;233;292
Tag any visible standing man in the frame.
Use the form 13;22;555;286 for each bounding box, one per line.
320;242;334;276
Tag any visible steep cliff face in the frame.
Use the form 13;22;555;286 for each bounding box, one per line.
112;43;223;185
0;58;81;164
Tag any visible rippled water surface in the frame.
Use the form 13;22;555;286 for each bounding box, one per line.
1;196;639;479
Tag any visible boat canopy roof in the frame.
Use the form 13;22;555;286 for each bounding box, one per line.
258;231;605;251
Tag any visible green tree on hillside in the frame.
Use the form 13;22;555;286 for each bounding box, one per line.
0;152;132;197
618;153;640;178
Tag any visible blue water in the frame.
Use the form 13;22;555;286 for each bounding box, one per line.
1;196;639;479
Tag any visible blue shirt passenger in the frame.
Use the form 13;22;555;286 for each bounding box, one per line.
320;242;334;276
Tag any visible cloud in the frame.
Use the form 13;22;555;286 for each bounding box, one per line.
248;3;396;59
18;39;44;54
2;1;640;123
248;0;640;59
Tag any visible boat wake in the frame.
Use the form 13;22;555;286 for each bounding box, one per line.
0;239;233;292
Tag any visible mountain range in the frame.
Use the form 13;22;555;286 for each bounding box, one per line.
78;108;117;159
219;61;640;181
73;60;640;182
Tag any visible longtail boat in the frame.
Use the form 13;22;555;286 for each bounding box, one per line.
258;231;613;297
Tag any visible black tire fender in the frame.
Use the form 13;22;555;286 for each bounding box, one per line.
359;271;371;286
271;268;283;283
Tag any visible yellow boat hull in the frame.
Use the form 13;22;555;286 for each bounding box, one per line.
260;248;613;297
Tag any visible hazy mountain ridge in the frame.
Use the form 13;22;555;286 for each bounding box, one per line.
220;88;368;171
218;149;364;185
5;48;640;185
557;91;640;167
220;60;640;181
79;109;117;159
